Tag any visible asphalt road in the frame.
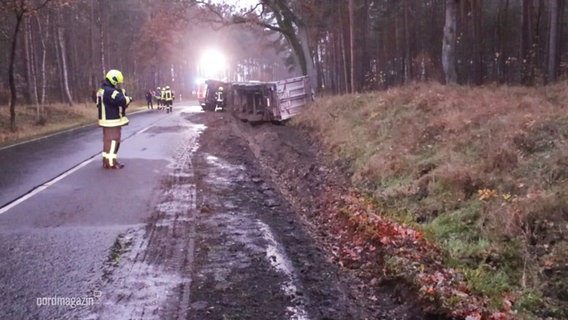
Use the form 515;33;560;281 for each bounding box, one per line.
0;102;204;319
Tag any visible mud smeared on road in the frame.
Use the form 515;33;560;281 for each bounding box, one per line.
80;110;428;319
75;122;204;320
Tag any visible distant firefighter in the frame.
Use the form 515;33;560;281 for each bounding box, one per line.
215;86;225;112
155;87;162;109
145;90;154;109
162;86;174;113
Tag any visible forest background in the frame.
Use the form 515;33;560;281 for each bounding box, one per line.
1;0;566;130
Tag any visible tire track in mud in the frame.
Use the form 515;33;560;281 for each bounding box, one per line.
186;113;375;320
188;151;310;320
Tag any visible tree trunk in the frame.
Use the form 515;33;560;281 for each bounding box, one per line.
442;0;458;84
341;29;348;94
348;0;355;93
546;0;560;83
25;17;43;122
89;0;97;89
37;14;49;107
24;18;35;106
494;0;510;83
357;0;368;90
339;7;348;94
394;12;401;85
57;22;74;105
471;0;483;85
9;11;25;132
316;42;324;91
404;0;411;83
99;0;106;74
534;0;545;82
296;23;317;92
521;0;534;85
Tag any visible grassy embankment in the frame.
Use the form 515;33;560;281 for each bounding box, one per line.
0;102;145;147
291;82;568;319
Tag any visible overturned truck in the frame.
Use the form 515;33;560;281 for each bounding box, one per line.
202;76;313;122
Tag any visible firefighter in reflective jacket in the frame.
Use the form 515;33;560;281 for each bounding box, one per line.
215;86;224;112
96;69;133;169
155;87;162;109
159;86;166;110
162;86;174;113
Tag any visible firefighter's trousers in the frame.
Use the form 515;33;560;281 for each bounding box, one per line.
102;126;122;168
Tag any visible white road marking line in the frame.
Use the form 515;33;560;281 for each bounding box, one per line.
0;123;156;216
0;156;97;215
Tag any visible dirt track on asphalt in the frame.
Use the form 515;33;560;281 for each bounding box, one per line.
78;111;430;320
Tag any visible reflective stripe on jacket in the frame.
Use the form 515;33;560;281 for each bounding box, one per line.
97;80;130;127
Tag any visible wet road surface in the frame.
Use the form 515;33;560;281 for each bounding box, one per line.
0;105;202;319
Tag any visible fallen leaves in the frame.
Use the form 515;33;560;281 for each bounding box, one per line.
321;190;517;319
478;188;498;201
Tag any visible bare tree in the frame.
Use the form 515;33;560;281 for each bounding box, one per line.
348;0;355;93
36;14;49;109
520;0;534;85
4;0;53;131
546;0;560;83
442;0;458;84
470;0;483;85
253;0;317;89
56;10;74;105
23;17;42;122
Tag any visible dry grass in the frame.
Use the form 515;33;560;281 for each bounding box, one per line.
0;103;97;147
292;81;568;318
0;102;145;147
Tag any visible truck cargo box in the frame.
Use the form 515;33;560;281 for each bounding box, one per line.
229;76;312;122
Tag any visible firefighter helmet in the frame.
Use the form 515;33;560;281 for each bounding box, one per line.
106;69;124;86
218;86;224;91
165;86;170;90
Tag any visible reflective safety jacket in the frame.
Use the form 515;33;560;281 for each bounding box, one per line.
215;90;224;103
162;88;173;102
96;79;131;127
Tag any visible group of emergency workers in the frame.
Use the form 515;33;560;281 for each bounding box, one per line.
96;69;177;170
146;86;175;113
